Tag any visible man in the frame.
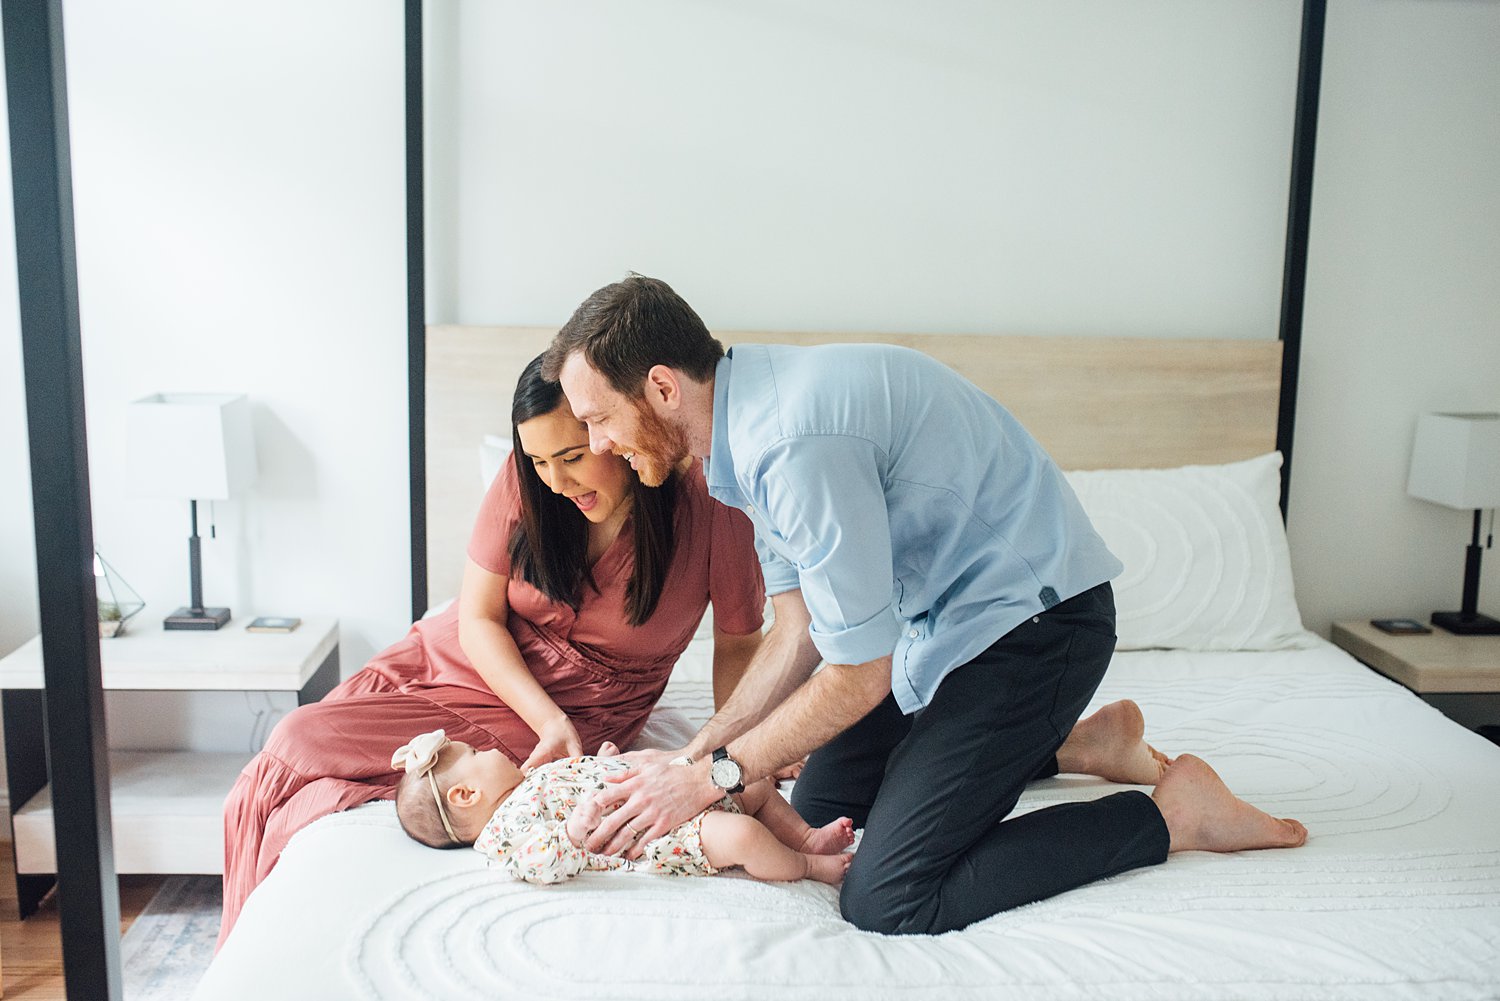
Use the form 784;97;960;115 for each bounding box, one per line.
543;275;1305;935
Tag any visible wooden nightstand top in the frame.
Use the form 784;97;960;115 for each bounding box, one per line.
1332;620;1500;693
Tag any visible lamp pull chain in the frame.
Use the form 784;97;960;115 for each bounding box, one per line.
210;500;217;540
1487;508;1494;550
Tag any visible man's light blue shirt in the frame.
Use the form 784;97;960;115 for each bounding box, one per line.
704;343;1122;714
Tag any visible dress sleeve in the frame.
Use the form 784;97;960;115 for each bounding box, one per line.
499;825;589;885
466;455;524;577
707;498;766;636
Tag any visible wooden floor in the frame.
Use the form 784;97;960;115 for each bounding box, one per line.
0;843;166;1000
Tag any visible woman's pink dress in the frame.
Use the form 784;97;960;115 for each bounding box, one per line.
218;459;764;945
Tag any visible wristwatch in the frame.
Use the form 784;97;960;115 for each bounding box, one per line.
709;747;745;794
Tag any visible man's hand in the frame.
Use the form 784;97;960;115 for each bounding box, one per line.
584;754;720;860
608;747;675;768
520;714;583;773
773;758;806;785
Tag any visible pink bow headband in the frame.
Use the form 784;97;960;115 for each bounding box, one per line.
392;729;459;845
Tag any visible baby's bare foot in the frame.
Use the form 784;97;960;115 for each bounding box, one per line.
803;851;853;885
1058;699;1171;785
1153;754;1308;853
800;816;855;855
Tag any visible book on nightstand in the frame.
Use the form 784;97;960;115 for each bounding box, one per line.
246;616;301;633
1370;618;1432;636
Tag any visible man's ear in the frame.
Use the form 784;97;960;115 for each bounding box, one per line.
447;782;483;810
644;365;682;410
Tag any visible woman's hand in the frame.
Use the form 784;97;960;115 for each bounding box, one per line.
521;713;584;773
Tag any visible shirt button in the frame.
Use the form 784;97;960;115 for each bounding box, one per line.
1032;616;1040;624
908;629;919;639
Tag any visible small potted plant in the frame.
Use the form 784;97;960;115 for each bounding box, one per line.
99;599;126;638
95;553;144;638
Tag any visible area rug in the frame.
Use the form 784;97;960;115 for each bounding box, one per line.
119;875;222;1001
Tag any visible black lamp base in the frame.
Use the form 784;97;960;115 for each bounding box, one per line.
164;607;231;631
1430;610;1500;636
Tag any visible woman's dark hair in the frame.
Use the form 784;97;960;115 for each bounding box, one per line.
507;354;678;627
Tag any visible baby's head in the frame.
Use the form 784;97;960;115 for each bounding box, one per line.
391;729;525;848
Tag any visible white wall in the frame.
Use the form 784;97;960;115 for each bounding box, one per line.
1;1;1497;769
0;0;409;756
1288;1;1500;636
442;1;1300;338
0;53;34;666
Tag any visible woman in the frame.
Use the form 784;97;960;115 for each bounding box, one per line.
219;355;766;945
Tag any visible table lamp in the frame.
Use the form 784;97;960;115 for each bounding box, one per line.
1406;411;1500;635
127;393;258;630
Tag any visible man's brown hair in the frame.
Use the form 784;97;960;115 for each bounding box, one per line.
542;274;724;394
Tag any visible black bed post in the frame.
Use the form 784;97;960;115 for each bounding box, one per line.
1275;0;1327;520
2;1;123;998
406;0;428;622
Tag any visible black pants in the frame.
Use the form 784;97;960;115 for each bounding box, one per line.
792;583;1169;935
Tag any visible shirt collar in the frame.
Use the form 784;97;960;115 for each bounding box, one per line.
705;351;743;504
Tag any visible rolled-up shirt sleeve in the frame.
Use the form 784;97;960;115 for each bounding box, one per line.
753;435;900;666
752;532;802;597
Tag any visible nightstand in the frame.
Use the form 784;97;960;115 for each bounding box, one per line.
1331;620;1500;739
0;616;338;918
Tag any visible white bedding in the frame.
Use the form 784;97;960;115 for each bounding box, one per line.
196;640;1500;1001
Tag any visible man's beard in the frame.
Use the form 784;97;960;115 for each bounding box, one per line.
627;398;690;487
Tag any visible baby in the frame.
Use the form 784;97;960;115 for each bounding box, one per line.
391;729;854;885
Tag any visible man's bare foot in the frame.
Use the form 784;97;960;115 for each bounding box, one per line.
803;851;854;885
800;816;856;855
1153;754;1308;853
1057;699;1171;785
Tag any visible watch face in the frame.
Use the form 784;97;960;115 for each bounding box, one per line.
710;756;742;789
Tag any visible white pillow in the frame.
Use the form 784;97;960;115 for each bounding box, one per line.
479;433;512;488
1064;452;1314;651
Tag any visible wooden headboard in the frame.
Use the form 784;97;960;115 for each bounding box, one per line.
424;324;1282;605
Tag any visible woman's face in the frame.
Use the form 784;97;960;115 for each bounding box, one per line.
516;402;634;525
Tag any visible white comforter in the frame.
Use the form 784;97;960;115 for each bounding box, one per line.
197;641;1500;1000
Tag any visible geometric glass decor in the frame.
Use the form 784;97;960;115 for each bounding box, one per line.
95;552;145;638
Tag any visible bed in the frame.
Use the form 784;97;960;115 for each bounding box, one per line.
194;328;1500;1000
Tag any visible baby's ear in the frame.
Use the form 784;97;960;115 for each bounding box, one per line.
447;782;483;810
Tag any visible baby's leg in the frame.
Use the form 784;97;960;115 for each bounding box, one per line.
699;812;851;885
738;779;855;856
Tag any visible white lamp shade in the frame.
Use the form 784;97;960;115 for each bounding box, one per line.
127;393;258;500
1407;411;1500;510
